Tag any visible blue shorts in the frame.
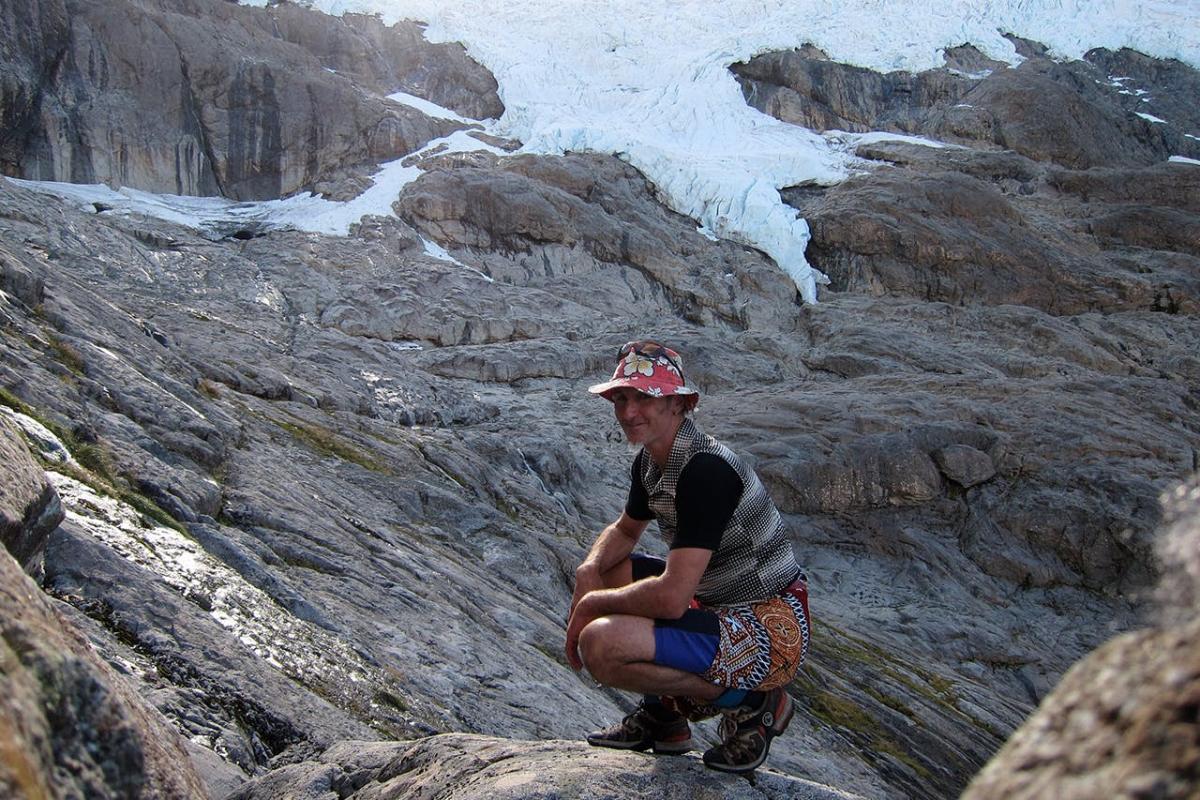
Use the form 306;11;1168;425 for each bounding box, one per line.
631;554;721;673
631;553;810;691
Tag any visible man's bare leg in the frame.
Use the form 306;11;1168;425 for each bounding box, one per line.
578;614;723;701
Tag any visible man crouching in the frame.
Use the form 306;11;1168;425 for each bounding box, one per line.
566;340;811;774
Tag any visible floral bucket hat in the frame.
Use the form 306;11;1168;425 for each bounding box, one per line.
588;341;699;399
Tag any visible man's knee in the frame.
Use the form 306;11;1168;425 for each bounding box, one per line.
579;617;621;681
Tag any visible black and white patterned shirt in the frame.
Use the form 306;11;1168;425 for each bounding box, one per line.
625;418;801;606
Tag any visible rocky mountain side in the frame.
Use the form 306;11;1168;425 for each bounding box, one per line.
1;3;1198;799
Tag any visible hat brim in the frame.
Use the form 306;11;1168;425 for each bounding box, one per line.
588;376;699;399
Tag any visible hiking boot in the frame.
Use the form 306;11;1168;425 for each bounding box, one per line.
702;688;794;773
586;702;694;754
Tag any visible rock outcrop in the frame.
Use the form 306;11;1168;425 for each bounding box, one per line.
0;413;62;572
783;143;1200;314
0;0;501;199
1;427;207;799
732;45;1200;168
0;6;1197;800
962;479;1200;800
743;46;1200;315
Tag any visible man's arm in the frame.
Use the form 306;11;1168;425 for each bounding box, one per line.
569;511;648;617
579;546;710;620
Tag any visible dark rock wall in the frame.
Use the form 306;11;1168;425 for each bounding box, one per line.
0;0;502;199
268;7;504;121
733;46;1199;168
0;0;69;178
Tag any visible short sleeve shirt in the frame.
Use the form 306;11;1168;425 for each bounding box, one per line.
622;418;801;606
625;450;743;551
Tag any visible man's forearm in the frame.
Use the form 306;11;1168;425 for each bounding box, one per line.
578;521;638;577
581;575;691;621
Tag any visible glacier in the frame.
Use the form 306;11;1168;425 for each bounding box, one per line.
19;0;1200;302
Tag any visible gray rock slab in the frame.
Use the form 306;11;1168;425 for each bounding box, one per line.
227;734;864;800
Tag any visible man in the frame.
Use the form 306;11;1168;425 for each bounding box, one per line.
566;340;810;774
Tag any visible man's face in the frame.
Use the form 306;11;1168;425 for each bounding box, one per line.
609;387;678;448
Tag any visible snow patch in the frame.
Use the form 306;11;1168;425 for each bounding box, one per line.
8;126;509;239
1137;111;1168;124
388;90;482;123
948;69;992;79
422;238;494;283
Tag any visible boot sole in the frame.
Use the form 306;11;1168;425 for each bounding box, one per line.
585;734;691;753
586;735;694;755
651;737;694;755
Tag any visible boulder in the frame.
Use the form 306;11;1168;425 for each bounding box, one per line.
962;479;1200;799
963;617;1200;800
933;444;996;488
225;734;860;800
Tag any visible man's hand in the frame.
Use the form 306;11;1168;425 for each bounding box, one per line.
564;592;599;671
569;562;602;620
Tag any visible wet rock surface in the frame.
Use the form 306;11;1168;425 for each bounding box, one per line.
0;13;1197;800
0;495;208;799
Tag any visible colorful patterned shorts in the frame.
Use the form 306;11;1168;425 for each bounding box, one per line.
632;555;811;691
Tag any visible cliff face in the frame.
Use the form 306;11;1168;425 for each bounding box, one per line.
0;3;1198;800
0;0;500;199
